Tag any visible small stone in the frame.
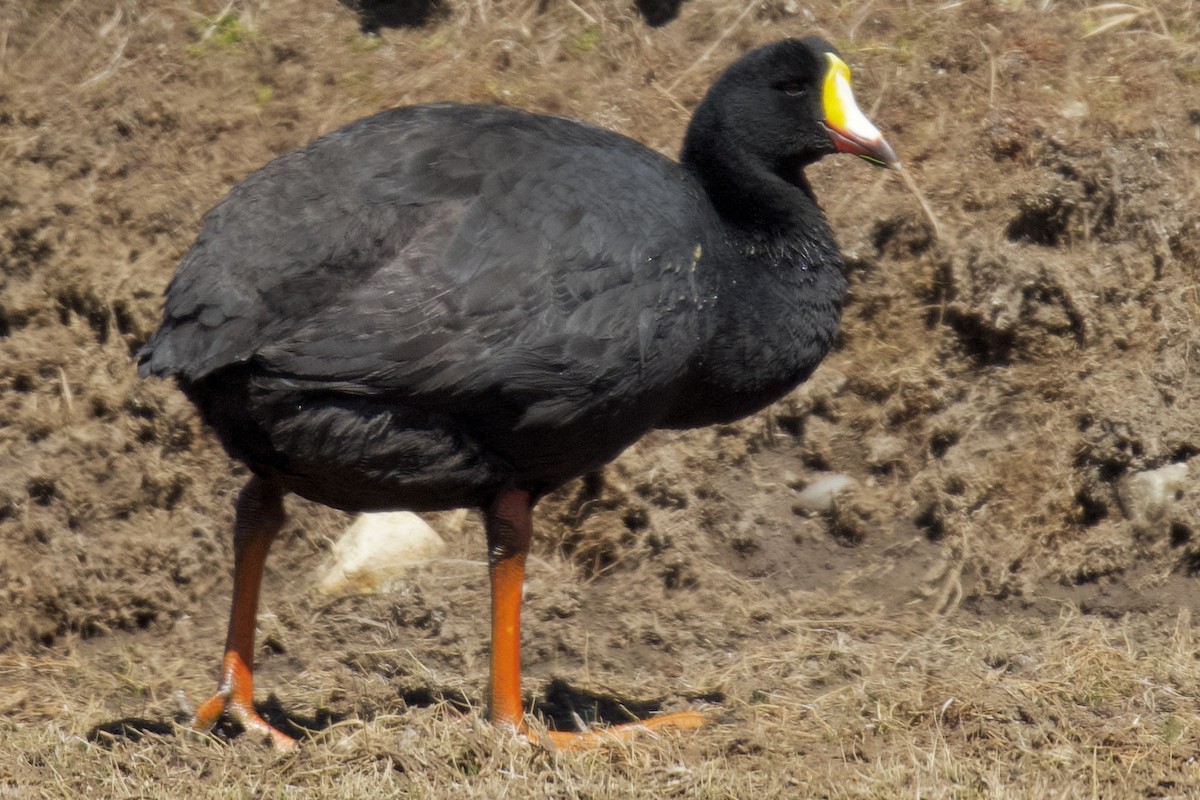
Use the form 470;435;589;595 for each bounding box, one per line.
316;512;446;596
1116;463;1188;538
866;435;906;472
793;473;859;515
1061;100;1088;120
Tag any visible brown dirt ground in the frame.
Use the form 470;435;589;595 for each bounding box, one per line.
4;0;1200;797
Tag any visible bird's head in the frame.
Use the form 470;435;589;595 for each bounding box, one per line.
689;37;899;176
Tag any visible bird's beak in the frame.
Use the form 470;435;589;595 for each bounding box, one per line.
821;52;899;169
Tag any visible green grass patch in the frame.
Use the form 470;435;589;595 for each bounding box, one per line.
571;25;602;54
187;11;255;57
348;34;383;55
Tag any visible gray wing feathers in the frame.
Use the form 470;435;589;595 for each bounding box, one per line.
140;105;706;430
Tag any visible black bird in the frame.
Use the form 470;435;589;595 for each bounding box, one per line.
138;37;897;749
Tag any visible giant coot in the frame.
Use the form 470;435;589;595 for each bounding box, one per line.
138;37;897;749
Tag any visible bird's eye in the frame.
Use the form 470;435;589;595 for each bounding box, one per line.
777;82;805;97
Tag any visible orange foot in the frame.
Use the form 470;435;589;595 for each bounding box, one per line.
521;710;711;750
189;652;297;751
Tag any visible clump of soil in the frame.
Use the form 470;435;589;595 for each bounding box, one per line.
3;0;1200;796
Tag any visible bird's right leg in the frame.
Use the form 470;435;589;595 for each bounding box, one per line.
190;476;296;750
484;488;708;749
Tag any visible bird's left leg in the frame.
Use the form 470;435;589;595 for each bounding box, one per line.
190;476;295;750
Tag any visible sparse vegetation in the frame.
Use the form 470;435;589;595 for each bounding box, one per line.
2;0;1200;797
186;9;255;57
571;24;603;53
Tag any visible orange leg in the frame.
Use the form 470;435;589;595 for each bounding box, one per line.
190;476;296;750
484;488;709;750
485;488;532;731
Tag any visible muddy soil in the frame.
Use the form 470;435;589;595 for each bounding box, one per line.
3;0;1200;796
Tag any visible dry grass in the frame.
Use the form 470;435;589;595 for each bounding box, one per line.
3;0;1200;797
4;605;1200;797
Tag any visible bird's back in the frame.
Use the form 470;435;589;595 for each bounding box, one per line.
139;104;717;498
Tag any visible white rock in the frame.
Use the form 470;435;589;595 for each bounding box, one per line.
1117;463;1188;536
1061;100;1089;120
793;473;859;515
316;512;446;596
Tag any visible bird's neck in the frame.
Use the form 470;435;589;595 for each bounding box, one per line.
681;117;837;250
661;130;847;429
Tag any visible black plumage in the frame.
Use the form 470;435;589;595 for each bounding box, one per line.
138;36;897;748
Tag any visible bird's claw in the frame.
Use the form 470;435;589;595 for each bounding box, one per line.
189;685;298;751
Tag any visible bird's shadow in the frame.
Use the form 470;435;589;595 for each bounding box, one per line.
339;0;686;33
86;682;721;746
530;678;722;733
634;0;690;28
86;695;346;748
87;717;174;745
339;0;445;33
